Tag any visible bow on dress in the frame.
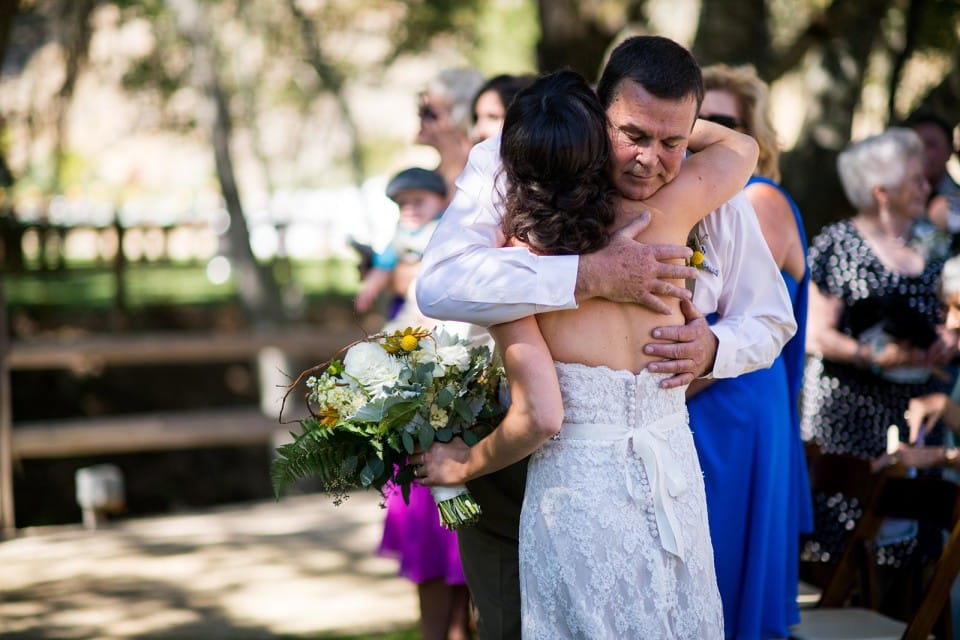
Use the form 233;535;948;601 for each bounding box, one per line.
559;411;689;560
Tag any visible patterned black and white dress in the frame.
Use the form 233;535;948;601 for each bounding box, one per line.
800;218;948;567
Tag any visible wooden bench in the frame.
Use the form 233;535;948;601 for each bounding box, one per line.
0;320;364;533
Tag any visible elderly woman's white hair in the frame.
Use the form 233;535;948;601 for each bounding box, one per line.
836;127;925;209
940;255;960;298
423;67;485;137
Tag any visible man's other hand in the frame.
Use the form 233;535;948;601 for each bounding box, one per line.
645;299;718;388
575;212;697;314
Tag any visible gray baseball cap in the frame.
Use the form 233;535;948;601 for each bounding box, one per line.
385;167;447;201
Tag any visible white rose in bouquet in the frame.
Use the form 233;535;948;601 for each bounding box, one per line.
417;329;472;376
437;342;471;371
343;342;403;394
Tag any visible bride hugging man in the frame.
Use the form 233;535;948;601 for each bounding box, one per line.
409;36;795;639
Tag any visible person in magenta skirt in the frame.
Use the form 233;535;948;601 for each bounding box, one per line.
379;481;471;640
371;89;483;638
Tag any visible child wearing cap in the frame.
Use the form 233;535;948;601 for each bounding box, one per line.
370;167;473;640
355;167;448;330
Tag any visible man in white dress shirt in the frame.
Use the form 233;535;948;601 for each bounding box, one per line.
414;36;796;639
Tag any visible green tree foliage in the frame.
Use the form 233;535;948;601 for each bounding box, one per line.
5;0;957;249
531;0;957;234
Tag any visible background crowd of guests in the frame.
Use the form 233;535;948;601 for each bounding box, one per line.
354;55;959;640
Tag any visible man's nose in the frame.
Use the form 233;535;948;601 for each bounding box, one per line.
634;143;656;164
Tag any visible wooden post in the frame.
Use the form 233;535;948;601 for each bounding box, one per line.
112;210;126;318
0;271;14;535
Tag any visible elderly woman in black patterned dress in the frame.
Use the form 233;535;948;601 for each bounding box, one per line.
801;127;959;614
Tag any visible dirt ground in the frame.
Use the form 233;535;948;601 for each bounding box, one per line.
0;492;418;639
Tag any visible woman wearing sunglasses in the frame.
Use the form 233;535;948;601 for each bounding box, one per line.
687;63;813;640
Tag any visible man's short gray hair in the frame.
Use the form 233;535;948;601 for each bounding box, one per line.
836;127;924;209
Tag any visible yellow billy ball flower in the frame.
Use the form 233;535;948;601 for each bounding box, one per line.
400;334;419;352
690;250;705;266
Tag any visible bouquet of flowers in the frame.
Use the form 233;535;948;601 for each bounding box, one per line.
271;326;504;530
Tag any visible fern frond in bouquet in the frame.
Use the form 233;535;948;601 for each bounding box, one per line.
272;326;504;529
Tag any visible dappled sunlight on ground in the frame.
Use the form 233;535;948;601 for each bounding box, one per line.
0;492;418;639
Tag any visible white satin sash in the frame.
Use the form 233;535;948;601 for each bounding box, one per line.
557;411;688;560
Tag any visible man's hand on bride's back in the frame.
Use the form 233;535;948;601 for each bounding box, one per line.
645;299;718;389
575;211;697;314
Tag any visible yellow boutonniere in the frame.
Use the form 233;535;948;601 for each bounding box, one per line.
686;227;718;276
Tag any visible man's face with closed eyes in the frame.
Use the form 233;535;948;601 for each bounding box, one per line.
605;79;699;201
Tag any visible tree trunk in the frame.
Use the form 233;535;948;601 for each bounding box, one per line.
0;0;18;66
51;0;95;192
168;0;285;327
692;0;772;76
286;0;365;186
916;45;960;120
886;0;927;120
781;0;894;238
535;0;646;79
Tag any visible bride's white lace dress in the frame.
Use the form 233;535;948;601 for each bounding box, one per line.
519;362;723;639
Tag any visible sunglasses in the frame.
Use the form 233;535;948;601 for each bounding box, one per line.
700;113;742;129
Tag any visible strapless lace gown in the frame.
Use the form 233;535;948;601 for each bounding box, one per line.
519;363;723;639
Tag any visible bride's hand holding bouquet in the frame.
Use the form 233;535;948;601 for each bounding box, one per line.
271;326;504;530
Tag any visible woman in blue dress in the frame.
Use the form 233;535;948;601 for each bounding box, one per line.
687;64;814;639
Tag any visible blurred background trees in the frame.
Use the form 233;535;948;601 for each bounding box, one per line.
0;0;957;322
0;0;957;529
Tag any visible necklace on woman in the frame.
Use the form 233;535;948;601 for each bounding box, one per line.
857;217;914;248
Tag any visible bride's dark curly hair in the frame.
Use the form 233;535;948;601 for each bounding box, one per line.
499;70;616;256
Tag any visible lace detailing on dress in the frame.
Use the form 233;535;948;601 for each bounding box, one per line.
554;361;686;426
519;363;723;639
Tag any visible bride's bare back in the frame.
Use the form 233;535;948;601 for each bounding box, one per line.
536;206;688;373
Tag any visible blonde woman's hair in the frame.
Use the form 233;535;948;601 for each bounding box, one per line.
702;64;780;182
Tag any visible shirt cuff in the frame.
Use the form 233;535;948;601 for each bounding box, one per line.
532;253;579;313
708;324;737;379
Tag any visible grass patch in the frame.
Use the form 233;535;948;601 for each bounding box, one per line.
5;259;359;309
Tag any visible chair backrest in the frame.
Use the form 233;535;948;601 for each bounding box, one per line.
813;467;960;640
805;444;878;503
890;476;960;640
803;446;888;606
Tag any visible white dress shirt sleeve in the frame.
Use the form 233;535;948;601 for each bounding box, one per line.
692;192;798;378
415;135;580;327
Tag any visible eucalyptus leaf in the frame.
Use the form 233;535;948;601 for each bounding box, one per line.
437;387;455;407
462;430;479;446
352;400;386;422
415;362;437;384
368;456;385;480
435;426;454;442
453;397;474;423
419;422;435;450
401;431;415;454
360;461;377;486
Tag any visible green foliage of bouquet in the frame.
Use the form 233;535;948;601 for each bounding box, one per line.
272;326;504;530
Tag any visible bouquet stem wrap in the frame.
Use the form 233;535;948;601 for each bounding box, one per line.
430;484;482;530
